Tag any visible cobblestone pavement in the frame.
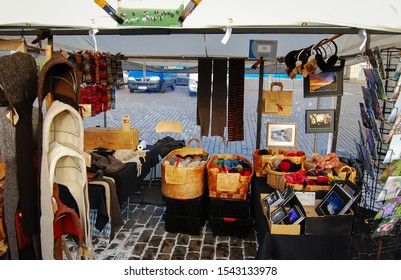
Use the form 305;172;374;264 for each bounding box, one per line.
91;203;258;260
83;78;365;260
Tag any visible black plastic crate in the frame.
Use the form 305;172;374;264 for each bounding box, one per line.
164;193;209;219
209;196;250;220
209;216;252;237
164;214;204;235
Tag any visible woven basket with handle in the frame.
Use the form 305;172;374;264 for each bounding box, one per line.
207;154;253;200
161;138;209;199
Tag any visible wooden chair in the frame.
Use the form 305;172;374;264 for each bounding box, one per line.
155;120;183;136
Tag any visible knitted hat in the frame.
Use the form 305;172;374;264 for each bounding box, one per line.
0;52;38;106
38;52;81;110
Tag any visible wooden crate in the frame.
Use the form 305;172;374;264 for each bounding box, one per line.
84;127;139;150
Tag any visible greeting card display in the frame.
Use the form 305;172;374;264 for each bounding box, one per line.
372;215;401;238
383;134;401;164
270;205;288;224
283;205;305;225
263;189;283;208
375;197;401;219
376;176;401;202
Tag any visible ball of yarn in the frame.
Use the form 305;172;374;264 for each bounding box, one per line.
258;149;269;155
188;161;200;167
224;159;233;168
273;159;281;169
278;161;291;172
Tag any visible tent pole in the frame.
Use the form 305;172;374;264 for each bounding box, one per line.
256;59;265;149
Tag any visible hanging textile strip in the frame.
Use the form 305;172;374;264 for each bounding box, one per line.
197;59;213;136
211;58;228;137
227;59;245;141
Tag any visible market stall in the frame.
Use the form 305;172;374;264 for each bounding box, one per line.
1;0;401;262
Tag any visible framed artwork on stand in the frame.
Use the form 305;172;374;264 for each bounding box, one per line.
303;69;344;98
266;122;298;147
305;109;336;133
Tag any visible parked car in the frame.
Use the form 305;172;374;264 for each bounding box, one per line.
128;69;176;93
175;73;189;86
188;73;198;96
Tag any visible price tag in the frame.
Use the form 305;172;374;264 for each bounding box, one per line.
295;191;316;206
164;165;186;184
216;173;240;192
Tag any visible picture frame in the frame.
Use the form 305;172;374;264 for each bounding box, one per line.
266;122;298;147
305;109;336;133
303;69;344;98
315;184;353;216
263;190;283;208
270;205;288;224
283;205;305;225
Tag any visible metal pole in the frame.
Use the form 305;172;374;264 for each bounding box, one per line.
256;60;265;149
331;95;342;152
314;97;321;153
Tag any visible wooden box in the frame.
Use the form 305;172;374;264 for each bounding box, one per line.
84;127;139;150
303;199;354;236
260;193;301;235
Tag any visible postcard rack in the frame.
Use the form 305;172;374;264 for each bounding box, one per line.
349;47;401;259
349;207;401;259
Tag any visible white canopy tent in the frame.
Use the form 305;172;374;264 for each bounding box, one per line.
0;0;401;65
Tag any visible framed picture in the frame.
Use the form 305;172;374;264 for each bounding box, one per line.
305;109;336;133
303;69;344;98
266;122;298;147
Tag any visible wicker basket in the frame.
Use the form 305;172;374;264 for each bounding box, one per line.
207;154;253;200
265;164;291;192
285;182;332;192
268;149;306;165
252;149;284;177
302;160;318;171
333;163;357;182
253;149;306;177
161;138;209;199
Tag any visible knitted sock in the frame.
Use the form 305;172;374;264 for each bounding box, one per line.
197;59;212;136
211;59;228;137
228;59;245;141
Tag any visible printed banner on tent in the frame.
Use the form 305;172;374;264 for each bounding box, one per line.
118;0;185;27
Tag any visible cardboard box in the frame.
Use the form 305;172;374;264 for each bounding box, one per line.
260;193;301;235
84;127;139;150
